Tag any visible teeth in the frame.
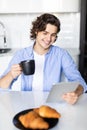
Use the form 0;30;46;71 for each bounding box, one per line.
45;42;49;44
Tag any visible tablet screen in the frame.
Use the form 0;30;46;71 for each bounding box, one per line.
46;82;79;103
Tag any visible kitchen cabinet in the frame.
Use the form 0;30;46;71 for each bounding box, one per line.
0;0;80;13
0;55;12;75
79;0;87;83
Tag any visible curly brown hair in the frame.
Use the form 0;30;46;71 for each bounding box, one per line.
30;13;60;40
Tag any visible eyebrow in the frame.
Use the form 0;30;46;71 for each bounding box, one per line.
43;31;57;35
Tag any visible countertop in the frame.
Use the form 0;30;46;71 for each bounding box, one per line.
0;90;87;130
0;47;80;57
0;48;19;57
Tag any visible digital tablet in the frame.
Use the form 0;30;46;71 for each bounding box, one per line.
46;82;79;103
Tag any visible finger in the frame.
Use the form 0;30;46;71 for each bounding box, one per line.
62;93;78;104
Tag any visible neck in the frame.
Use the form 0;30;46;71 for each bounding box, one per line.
33;43;50;55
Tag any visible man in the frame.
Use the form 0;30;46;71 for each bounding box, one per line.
0;13;87;104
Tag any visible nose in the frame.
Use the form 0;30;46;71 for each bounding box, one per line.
46;34;51;42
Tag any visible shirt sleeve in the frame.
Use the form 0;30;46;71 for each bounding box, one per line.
62;50;87;92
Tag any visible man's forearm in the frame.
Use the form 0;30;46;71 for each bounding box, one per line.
74;84;84;96
0;72;13;89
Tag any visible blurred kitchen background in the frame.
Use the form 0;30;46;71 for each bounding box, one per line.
0;0;87;83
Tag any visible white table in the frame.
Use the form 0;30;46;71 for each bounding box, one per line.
0;90;87;130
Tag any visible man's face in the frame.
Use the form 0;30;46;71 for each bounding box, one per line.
35;24;58;50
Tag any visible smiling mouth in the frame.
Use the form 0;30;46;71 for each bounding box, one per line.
43;41;51;45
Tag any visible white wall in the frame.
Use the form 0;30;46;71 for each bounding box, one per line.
0;13;80;49
0;0;80;13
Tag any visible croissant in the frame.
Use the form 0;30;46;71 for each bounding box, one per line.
19;110;49;129
38;105;61;118
19;111;39;128
29;117;49;129
19;105;61;129
33;107;39;114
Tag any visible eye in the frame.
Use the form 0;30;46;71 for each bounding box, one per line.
43;32;48;35
51;34;57;38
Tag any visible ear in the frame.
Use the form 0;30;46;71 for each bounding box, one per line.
35;31;37;34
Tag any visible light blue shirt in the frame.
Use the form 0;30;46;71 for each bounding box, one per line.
1;44;87;92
